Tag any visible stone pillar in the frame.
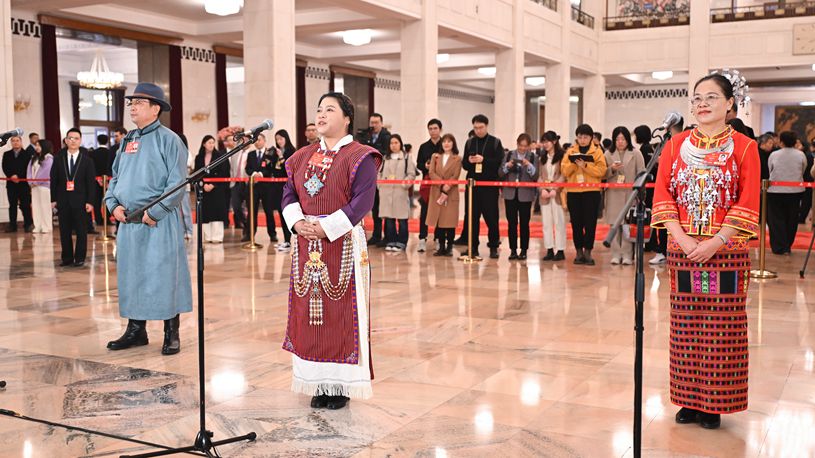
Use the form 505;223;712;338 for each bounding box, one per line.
400;0;438;147
1;0;14;222
244;0;296;133
1;0;14;134
582;74;605;135
687;0;711;95
544;0;572;138
494;0;525;145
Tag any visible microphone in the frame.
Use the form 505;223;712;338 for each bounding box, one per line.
0;128;24;142
235;119;274;140
654;112;681;131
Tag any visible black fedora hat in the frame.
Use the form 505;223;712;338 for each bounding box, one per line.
125;82;172;112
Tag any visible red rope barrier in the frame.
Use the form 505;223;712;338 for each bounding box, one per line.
6;175;810;189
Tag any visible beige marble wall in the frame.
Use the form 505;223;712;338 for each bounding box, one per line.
399;0;439;151
1;0;14;222
243;0;296;136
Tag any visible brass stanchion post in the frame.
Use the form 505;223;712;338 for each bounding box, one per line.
750;179;777;279
459;178;482;263
242;176;263;251
100;175;114;242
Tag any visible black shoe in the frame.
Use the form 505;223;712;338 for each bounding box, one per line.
24;225;34;233
161;314;180;355
73;261;85;267
542;249;555;261
508;251;518;260
367;237;381;246
443;249;453;257
59;260;73;267
460;250;480;258
699;412;721;429
310;395;329;408
675;407;700;424
433;249;446;257
326;395;349;410
518;250;527;261
584;250;595;266
240;236;250;242
553;250;565;261
375;240;388;248
489;248;499;259
453;238;467;246
574;248;586;265
88;229;99;235
107;320;148;350
270;235;279;242
5;225;17;233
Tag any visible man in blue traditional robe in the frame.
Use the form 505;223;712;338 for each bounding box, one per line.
104;83;192;355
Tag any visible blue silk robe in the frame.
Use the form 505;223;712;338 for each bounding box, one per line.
104;119;192;320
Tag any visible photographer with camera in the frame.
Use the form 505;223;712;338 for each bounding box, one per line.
499;133;540;261
358;113;391;246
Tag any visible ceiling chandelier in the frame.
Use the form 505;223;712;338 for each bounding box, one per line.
77;51;123;90
205;0;243;16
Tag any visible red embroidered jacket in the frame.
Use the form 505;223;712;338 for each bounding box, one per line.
651;126;760;238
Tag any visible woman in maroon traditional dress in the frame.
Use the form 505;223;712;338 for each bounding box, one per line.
280;92;382;410
652;71;759;429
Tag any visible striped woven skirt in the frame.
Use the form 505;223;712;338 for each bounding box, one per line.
667;237;750;414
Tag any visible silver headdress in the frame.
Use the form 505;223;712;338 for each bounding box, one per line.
710;68;750;107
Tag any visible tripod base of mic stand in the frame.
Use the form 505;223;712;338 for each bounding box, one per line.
749;269;777;279
241;242;263;251
100;234;116;242
121;430;257;458
457;255;482;263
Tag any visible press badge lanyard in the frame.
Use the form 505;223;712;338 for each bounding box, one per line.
64;152;81;191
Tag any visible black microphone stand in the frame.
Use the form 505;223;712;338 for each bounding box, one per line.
120;134;259;457
603;128;671;458
0;137;260;457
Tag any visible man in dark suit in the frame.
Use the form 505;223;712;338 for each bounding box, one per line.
90;134;112;228
359;112;390;246
50;128;96;267
2;135;33;232
25;132;40;156
244;133;274;242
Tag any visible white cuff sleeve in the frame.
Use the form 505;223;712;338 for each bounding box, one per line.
319;209;354;242
282;203;305;233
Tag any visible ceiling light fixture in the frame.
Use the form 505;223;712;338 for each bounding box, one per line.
651;71;674;81
477;67;496;77
342;29;372;46
204;0;243;16
436;53;450;64
77;51;124;90
525;76;546;86
801;101;815;107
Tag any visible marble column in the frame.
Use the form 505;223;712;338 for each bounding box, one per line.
687;0;711;95
582;74;605;135
1;0;14;133
494;0;525;145
544;0;572;138
400;0;438;148
243;0;296;133
1;0;13;221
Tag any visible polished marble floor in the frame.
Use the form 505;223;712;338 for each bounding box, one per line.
0;227;813;458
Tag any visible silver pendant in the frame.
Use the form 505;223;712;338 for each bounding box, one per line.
304;174;324;197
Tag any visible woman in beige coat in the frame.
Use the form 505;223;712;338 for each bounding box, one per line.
539;131;567;261
604;126;645;265
378;134;417;251
426;133;463;256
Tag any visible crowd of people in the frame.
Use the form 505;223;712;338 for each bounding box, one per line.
3;106;815;267
1;73;813;422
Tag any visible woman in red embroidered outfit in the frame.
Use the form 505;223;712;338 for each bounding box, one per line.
280;92;382;410
651;72;759;429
